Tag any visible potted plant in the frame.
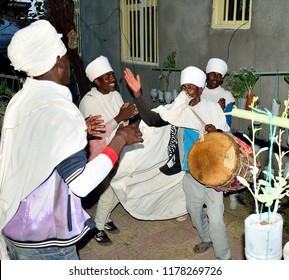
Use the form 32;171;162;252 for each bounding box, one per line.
158;51;176;103
225;68;259;110
238;67;259;110
225;71;247;109
236;96;289;259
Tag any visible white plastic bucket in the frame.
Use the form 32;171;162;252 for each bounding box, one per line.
244;212;283;260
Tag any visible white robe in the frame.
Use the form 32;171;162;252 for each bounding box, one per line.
79;87;124;142
202;86;235;107
0;78;87;259
109;91;230;220
80;88;187;220
110;121;187;220
154;91;230;132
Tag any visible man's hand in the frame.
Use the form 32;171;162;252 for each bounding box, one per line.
115;102;139;124
218;98;226;110
124;68;141;98
115;124;143;145
108;124;143;155
85;115;105;138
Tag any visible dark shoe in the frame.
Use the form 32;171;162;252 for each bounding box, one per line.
193;241;213;253
93;229;112;246
104;221;120;234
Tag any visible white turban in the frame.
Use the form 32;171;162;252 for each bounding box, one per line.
180;66;206;88
205;58;228;77
7;20;67;77
85;55;114;82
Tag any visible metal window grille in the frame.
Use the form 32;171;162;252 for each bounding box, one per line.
212;0;252;29
120;0;158;65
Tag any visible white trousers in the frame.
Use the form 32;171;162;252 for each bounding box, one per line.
183;172;231;260
94;176;119;230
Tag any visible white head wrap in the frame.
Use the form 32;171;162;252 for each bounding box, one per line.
180;66;206;88
205;58;228;77
85;55;114;82
7;20;67;77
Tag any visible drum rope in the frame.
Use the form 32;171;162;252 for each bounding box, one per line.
236;148;256;182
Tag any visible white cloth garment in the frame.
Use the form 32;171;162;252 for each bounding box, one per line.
85;56;114;82
153;91;230;133
0;78;87;259
180;66;207;88
205;58;228;77
79;87;124;142
7;20;67;77
110;121;186;220
202;86;235;107
79;86;124;229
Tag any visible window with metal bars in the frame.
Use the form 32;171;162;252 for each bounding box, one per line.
212;0;252;30
120;0;158;65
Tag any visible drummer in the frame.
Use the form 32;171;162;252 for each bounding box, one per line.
124;66;232;260
202;58;238;210
202;57;235;126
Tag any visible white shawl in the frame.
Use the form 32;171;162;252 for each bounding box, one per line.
153;91;230;132
0;78;87;259
110;121;186;220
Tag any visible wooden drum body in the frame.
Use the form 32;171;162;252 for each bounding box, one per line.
188;132;260;192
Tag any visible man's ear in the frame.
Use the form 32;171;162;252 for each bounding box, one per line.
219;76;224;85
56;56;64;69
94;78;100;86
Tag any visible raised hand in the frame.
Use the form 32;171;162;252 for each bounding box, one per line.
115;102;139;123
124;68;141;98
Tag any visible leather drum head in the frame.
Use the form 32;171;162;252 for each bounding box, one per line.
188;132;240;187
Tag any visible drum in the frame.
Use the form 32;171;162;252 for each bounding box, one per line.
187;132;260;192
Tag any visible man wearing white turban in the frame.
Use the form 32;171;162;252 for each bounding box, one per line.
202;58;235;126
124;66;232;260
0;20;143;260
79;56;139;245
202;58;237;210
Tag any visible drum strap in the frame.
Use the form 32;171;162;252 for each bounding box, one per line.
190;109;206;141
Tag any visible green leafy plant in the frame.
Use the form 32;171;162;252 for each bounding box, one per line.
0;79;14;98
238;67;259;94
225;67;259;99
225;72;247;99
158;51;176;92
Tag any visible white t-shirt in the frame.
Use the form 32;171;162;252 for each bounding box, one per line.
202;86;235;107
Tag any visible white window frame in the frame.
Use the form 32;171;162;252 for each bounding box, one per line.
120;0;158;65
212;0;252;30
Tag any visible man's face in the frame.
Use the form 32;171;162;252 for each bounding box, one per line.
94;71;116;94
206;72;223;89
181;83;202;106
